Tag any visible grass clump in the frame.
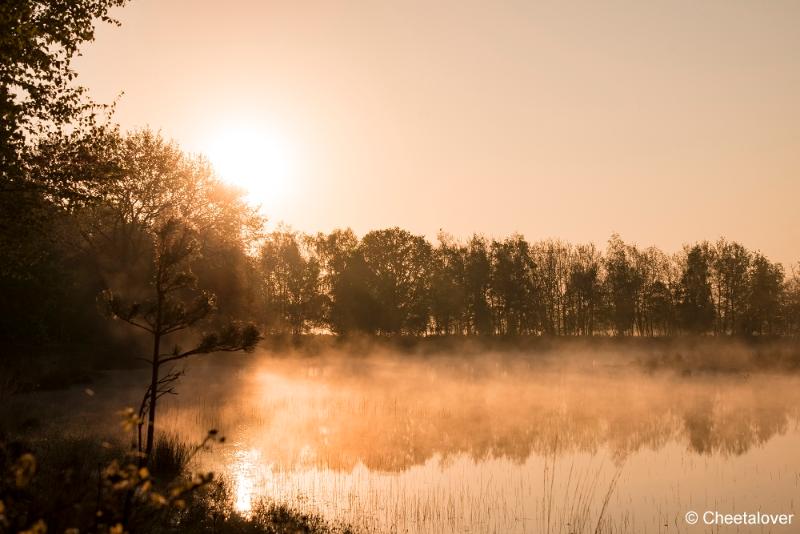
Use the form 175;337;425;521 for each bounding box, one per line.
149;433;190;481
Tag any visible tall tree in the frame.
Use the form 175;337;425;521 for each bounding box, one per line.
784;263;800;337
358;228;433;335
633;247;679;336
532;240;570;335
463;236;493;335
69;130;263;460
430;234;468;335
0;1;127;292
745;253;784;335
565;244;602;336
490;235;538;335
678;244;715;334
259;230;323;336
1;0;128;179
603;234;641;336
102;219;259;462
711;239;751;335
313;228;376;335
0;1;130;352
69;130;261;287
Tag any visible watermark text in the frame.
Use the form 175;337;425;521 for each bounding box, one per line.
685;510;794;526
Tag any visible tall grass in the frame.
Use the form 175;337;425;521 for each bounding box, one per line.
150;433;191;480
539;445;626;534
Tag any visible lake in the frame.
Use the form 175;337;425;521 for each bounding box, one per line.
20;348;800;533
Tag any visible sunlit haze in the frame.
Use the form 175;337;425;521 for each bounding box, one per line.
74;0;800;264
6;2;800;532
203;123;298;210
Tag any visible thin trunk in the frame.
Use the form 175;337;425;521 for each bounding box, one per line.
145;280;164;464
144;332;160;462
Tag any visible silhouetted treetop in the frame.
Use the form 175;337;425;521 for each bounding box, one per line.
1;0;129;179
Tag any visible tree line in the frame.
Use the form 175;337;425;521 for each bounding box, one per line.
257;227;800;338
2;0;800;363
3;127;800;367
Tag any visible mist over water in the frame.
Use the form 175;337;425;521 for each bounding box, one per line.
5;2;800;532
18;343;800;533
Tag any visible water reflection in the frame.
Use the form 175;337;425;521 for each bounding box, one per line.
231;446;261;514
20;351;800;532
151;354;800;532
168;357;800;473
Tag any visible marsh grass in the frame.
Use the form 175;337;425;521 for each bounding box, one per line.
150;433;191;481
174;477;358;534
0;433;355;534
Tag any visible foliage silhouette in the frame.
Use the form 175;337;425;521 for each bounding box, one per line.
102;219;260;463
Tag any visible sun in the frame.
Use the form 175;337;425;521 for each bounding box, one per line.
205;124;295;206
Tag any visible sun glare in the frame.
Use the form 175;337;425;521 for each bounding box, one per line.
205;125;296;207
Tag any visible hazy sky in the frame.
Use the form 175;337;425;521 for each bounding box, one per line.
75;0;800;266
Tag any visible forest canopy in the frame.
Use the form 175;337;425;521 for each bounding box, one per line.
2;124;799;360
1;0;799;386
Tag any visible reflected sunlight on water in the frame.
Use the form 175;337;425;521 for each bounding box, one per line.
231;445;262;514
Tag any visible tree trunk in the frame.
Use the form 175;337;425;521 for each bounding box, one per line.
144;332;160;463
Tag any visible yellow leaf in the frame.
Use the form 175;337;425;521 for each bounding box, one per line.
19;519;47;534
14;453;36;488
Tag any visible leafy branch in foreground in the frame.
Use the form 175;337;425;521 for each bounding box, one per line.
0;428;224;534
101;218;260;464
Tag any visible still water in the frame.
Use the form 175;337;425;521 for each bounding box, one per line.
39;350;800;533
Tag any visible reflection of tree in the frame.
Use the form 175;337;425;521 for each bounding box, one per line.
681;392;790;456
211;362;800;472
683;398;716;454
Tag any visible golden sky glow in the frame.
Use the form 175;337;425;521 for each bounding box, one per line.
75;0;800;266
203;122;299;211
